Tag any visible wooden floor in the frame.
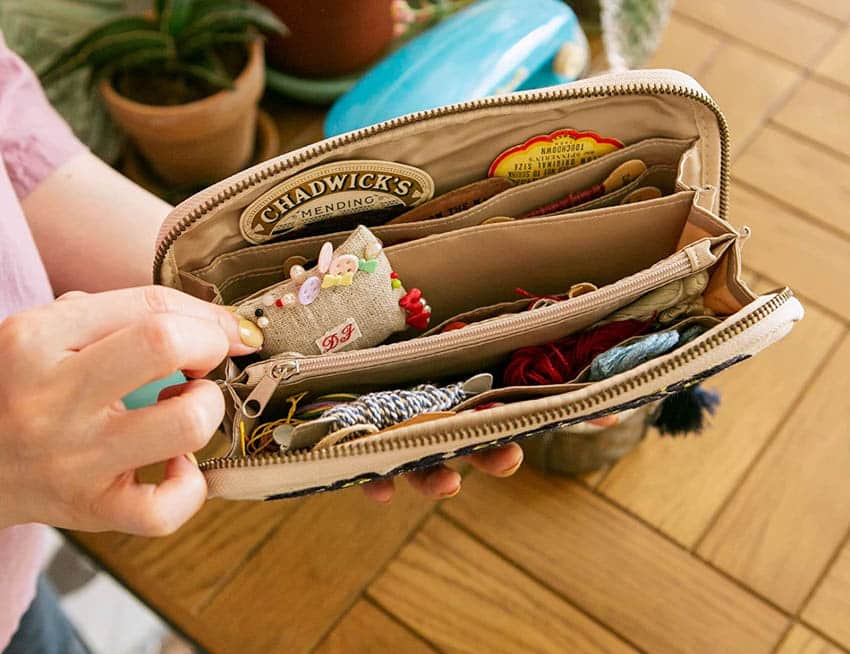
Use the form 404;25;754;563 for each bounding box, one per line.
70;1;850;652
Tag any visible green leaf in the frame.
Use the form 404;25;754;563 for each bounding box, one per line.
178;30;256;57
43;30;173;83
181;4;286;41
160;0;195;35
39;15;154;78
174;63;235;91
99;46;172;79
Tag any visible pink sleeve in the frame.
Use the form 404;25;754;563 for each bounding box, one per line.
0;33;86;199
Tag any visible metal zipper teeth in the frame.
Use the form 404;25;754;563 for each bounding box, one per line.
200;288;791;472
247;250;695;387
153;81;731;283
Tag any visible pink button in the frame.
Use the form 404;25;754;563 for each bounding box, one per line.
298;276;322;305
329;254;359;275
318;242;334;273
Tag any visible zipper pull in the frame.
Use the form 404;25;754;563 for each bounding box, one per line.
243;360;300;419
683;234;736;273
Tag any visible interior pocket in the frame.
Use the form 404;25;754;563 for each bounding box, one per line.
420;296;539;338
386;190;700;325
562;164;678;213
571;314;721;383
234;255;738;439
446;312;722;413
189;137;695;304
230;279;726;456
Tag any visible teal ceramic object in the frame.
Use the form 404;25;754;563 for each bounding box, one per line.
122;372;185;410
324;0;587;137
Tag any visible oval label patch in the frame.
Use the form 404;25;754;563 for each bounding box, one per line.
240;160;435;244
488;129;623;184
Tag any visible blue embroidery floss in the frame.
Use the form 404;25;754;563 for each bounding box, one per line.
588;324;711;382
588;322;720;435
588;330;681;381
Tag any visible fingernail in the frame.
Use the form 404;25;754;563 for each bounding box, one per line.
184;452;198;466
438;485;461;499
500;460;522;477
223;305;238;312
238;318;264;348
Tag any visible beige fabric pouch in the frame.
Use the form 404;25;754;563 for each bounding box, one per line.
154;69;803;501
234;226;407;357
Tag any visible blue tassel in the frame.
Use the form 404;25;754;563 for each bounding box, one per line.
652;384;720;436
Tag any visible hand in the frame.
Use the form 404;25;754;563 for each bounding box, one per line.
361;443;524;503
0;287;262;536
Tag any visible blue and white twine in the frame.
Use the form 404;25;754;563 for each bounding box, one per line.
321;382;469;433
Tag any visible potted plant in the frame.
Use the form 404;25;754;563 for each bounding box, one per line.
41;0;287;186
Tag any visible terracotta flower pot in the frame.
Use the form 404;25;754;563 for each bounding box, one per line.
100;39;265;186
260;0;394;77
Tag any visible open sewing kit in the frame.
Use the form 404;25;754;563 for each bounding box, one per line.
155;69;803;501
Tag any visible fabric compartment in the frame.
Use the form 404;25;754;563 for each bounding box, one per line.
231;288;725;457
386;191;698;325
189;137;695;305
231;194;740;421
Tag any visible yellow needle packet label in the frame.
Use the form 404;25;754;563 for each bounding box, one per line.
488;129;624;183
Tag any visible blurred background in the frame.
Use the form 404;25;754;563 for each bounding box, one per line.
5;0;848;652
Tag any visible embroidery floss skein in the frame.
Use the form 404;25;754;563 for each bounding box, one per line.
588;330;680;381
588;324;710;381
321;375;492;434
601;270;711;325
503;319;652;386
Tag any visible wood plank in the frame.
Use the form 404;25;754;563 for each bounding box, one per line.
776;624;846;654
106;498;301;614
69;500;303;653
803;542;850;650
697;42;800;156
581;465;610;488
647;14;723;78
675;0;838;66
598;301;842;547
369;515;636;654
314;600;437;654
774;77;850;158
442;469;788;654
265;96;327;153
787;0;850;21
66;530;131;561
198;484;434;654
741;271;771;295
732;125;850;237
698;334;850;612
729;185;850;321
816;27;850;87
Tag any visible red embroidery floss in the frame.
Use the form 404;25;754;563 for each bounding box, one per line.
503;319;652;386
520;184;604;218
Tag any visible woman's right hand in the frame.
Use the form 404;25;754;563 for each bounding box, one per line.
0;286;263;536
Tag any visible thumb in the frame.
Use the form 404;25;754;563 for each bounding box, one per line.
105;455;207;536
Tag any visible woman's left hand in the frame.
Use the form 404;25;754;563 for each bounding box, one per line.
361;443;523;503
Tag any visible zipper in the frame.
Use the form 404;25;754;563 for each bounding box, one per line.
239;238;721;419
242;360;300;418
153;71;730;283
200;288;794;472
